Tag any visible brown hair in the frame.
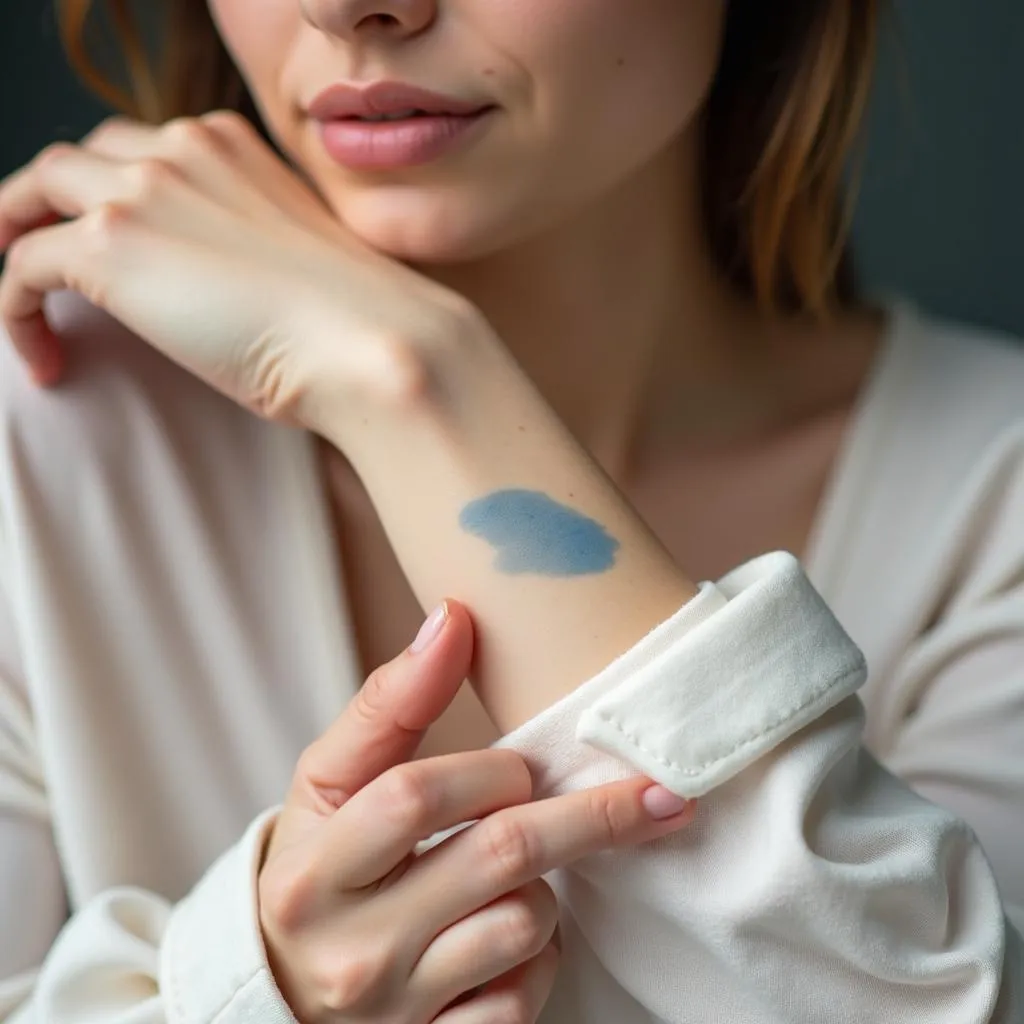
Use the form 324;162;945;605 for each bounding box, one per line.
55;0;881;316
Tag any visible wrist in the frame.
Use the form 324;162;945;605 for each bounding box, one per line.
303;296;494;454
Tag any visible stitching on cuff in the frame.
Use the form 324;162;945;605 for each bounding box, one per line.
587;662;865;776
209;969;273;1024
208;969;263;1024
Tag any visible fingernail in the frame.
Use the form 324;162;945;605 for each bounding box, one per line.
642;784;692;820
410;601;448;653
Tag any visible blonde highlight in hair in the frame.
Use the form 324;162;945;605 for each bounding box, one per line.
55;0;881;317
703;0;881;315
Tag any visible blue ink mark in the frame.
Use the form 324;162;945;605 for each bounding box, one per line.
458;489;620;576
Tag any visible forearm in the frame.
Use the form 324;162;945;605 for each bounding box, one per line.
319;326;698;734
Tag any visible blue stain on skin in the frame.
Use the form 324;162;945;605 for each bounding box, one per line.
458;489;620;576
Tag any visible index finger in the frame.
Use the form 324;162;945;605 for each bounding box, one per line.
289;600;475;812
392;776;695;933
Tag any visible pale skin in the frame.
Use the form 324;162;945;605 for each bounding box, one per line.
0;0;884;1020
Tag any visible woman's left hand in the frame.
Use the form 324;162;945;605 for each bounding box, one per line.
0;111;480;431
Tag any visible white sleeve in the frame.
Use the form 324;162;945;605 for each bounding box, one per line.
872;471;1024;935
0;543;296;1022
2;803;297;1023
882;606;1024;935
0;566;67;1016
496;551;1023;1023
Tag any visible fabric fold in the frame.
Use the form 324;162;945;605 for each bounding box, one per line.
160;807;295;1024
499;551;866;798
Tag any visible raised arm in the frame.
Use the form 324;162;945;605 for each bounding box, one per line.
317;325;699;733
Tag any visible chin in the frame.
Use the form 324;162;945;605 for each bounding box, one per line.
326;185;538;266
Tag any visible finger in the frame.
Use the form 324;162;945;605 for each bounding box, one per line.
0;146;124;250
84;116;252;211
0;218;94;383
412;879;557;1019
199;111;342;231
432;939;560;1024
87;112;334;232
81;116;159;154
317;748;532;889
289;601;475;815
397;776;696;930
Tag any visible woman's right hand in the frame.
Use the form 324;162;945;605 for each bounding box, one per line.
258;600;696;1024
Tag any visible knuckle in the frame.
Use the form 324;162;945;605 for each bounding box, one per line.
479;816;537;886
202;108;253;141
258;856;321;934
584;788;624;846
497;900;546;958
3;235;31;273
83;116;132;147
83;203;134;247
293;742;318;781
292;745;350;811
164;116;218;154
489;990;532;1024
35;142;76;171
354;663;391;722
314;943;396;1013
314;954;373;1012
127;158;181;199
376;764;437;833
293;744;325;789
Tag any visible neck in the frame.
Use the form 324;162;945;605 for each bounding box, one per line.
422;132;764;483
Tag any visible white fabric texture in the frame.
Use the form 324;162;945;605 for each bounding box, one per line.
0;293;1022;1022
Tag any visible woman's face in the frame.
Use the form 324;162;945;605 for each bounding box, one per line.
208;0;727;262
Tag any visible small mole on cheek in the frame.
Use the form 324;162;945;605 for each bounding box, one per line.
616;57;626;68
482;67;496;76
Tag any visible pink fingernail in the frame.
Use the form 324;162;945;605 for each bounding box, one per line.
642;785;691;820
410;602;448;653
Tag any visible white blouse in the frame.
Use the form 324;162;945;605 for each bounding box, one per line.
0;292;1021;1022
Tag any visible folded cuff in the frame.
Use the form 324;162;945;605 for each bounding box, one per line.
498;551;867;798
161;806;296;1024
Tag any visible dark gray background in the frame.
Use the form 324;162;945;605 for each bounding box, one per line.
2;1;1022;338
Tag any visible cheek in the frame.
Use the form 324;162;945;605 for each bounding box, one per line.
206;0;296;111
318;1;727;262
527;0;727;164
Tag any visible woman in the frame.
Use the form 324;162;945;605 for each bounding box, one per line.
0;0;1021;1020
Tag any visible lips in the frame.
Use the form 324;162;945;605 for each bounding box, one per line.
307;80;496;171
307;81;491;122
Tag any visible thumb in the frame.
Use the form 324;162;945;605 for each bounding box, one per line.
288;600;474;816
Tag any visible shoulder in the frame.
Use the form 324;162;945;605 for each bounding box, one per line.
869;302;1024;517
0;290;250;484
0;291;195;452
0;292;269;557
881;302;1024;595
889;301;1024;450
818;303;1024;628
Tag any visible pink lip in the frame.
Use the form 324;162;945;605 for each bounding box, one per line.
307;81;495;171
317;113;492;171
307;80;489;121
